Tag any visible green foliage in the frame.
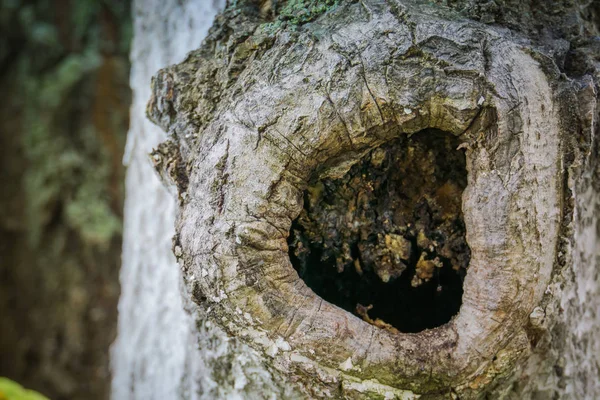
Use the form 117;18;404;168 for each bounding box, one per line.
0;378;49;400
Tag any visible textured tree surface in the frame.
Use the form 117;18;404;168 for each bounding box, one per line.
0;2;130;399
134;0;599;398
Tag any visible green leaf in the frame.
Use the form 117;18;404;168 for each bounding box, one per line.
0;378;50;400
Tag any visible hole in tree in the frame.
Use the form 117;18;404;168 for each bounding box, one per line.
288;129;470;333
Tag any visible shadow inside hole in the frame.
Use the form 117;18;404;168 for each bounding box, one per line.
288;129;469;333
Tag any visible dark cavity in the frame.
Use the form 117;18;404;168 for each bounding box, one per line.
288;129;470;333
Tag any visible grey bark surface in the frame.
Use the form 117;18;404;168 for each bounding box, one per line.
133;0;598;399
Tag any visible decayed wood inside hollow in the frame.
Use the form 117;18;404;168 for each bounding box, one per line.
289;128;469;333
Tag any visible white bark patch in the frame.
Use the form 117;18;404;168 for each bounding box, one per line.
339;357;354;372
112;1;224;398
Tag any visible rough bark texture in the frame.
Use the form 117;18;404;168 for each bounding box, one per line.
112;1;296;399
128;0;599;398
0;1;130;399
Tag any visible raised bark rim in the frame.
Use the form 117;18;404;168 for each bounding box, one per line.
149;0;565;395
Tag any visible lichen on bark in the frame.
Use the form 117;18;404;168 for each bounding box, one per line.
0;1;131;399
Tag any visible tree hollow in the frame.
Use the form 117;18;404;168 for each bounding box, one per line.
289;129;469;333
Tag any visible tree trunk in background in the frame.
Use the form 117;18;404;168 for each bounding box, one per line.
120;0;599;399
109;1;246;400
0;1;130;399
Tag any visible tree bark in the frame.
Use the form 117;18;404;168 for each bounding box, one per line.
0;2;130;399
112;2;293;400
118;0;600;399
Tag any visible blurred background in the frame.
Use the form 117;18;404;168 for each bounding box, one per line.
0;1;131;399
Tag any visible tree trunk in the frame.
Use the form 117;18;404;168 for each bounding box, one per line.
0;2;130;399
116;0;600;399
